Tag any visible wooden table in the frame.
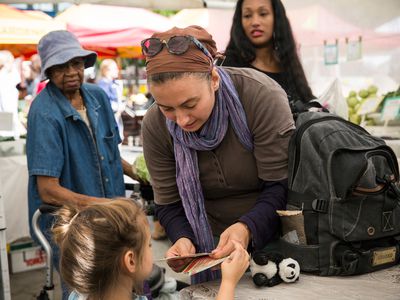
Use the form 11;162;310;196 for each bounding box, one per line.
180;265;400;299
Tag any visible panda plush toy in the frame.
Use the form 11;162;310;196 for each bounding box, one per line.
250;251;300;287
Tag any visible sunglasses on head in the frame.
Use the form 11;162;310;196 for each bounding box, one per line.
141;35;213;62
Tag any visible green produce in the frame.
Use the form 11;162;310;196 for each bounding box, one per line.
366;119;375;126
348;90;357;98
349;114;361;125
358;89;369;99
346;85;381;121
134;154;151;183
368;85;378;95
347;97;359;108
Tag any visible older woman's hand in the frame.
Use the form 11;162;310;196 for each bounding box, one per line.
210;222;250;259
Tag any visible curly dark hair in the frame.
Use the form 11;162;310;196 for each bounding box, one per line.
224;0;314;103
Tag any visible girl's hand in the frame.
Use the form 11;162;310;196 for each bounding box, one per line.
217;240;250;300
211;222;250;259
165;237;196;272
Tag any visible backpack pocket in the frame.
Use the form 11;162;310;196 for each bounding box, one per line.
330;193;400;242
333;237;400;275
329;148;400;242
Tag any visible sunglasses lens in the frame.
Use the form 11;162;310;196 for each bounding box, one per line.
142;38;162;57
168;36;190;54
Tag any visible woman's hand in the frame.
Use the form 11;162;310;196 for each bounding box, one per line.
165;237;196;272
211;222;250;259
217;240;250;300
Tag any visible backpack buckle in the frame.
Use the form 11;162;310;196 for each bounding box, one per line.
312;199;329;213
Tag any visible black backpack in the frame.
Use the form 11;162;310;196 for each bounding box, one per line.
279;111;400;276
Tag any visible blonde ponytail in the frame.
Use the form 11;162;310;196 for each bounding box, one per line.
52;205;80;246
51;199;147;297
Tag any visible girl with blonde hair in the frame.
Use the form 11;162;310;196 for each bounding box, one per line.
53;199;249;300
53;199;151;299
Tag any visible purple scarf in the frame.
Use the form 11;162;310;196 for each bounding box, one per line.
166;67;253;283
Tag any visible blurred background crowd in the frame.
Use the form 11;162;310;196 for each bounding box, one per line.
1;0;399;146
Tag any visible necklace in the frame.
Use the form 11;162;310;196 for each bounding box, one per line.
72;94;85;110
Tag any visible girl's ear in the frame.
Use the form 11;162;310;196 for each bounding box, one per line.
123;250;136;274
211;67;220;91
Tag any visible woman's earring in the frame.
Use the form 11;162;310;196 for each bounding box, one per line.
273;32;279;52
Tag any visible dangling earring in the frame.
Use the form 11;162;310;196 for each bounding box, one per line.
273;32;279;52
272;31;280;62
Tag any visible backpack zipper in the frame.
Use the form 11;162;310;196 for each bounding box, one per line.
352;184;387;196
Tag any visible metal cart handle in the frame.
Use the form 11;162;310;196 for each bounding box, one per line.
32;204;60;300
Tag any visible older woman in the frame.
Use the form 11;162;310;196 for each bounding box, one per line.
141;26;295;283
26;30;136;299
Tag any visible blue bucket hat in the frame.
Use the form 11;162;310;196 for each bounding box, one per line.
38;30;97;81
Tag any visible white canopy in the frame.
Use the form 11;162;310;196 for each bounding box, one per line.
171;8;234;51
376;17;400;34
0;0;237;10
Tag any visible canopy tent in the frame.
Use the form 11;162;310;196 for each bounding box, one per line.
286;5;399;51
171;8;234;51
286;5;400;98
0;4;65;57
1;0;204;10
169;5;398;53
55;4;173;57
286;5;369;46
0;0;238;10
375;17;400;34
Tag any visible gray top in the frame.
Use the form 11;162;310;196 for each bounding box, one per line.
142;67;295;234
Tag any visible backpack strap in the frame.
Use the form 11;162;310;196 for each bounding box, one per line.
290;100;323;113
290;100;328;120
288;190;329;213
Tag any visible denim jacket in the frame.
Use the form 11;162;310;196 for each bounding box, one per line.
27;82;125;234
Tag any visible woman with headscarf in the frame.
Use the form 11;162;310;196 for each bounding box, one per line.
141;25;295;283
26;30;137;299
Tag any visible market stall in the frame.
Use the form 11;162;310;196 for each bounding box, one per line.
171;8;234;51
55;4;173;57
0;140;29;244
0;4;65;57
